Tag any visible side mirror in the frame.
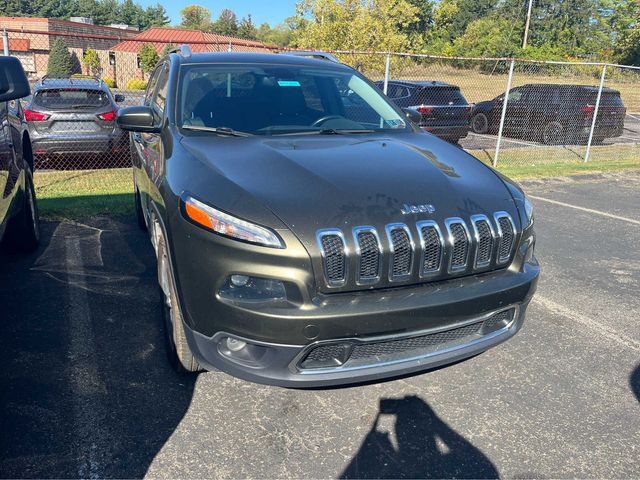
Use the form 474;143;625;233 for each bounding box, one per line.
0;57;30;102
116;106;161;133
114;94;125;103
402;108;422;124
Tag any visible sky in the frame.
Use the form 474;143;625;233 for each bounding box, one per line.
139;0;299;28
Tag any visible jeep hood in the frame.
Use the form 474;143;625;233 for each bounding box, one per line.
181;133;519;247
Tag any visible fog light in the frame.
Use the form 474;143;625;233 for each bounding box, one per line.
219;276;287;303
226;337;247;352
230;274;250;287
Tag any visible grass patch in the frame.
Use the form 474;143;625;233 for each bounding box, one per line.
34;168;134;219
469;143;640;178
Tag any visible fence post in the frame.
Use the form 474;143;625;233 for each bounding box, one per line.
383;53;391;95
584;64;607;163
2;30;9;56
494;59;515;168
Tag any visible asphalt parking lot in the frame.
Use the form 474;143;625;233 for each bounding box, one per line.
1;172;639;478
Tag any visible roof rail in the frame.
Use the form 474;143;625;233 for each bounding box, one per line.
40;74;101;85
282;51;341;63
168;44;192;58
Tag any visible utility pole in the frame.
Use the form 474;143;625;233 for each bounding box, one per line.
522;0;534;49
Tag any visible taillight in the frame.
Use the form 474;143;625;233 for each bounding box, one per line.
97;111;117;121
417;106;434;114
24;109;50;122
581;105;595;118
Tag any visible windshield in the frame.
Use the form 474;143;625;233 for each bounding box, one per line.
178;64;407;135
33;88;110;110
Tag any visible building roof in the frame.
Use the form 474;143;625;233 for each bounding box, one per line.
111;27;274;55
0;38;30;52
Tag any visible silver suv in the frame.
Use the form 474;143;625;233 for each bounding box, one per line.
25;76;129;168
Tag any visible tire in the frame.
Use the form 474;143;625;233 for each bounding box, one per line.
157;235;202;373
134;188;147;231
541;121;564;145
471;112;489;134
3;167;40;253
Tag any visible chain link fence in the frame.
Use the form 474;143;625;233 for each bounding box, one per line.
333;51;640;176
2;26;639;217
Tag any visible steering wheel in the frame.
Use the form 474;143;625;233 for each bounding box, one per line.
311;115;344;127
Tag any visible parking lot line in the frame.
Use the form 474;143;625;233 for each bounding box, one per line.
534;296;640;352
626;113;640;121
528;195;640;225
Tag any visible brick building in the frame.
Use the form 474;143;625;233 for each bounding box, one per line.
0;16;139;79
110;27;276;89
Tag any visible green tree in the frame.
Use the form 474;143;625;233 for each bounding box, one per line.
212;8;239;36
82;48;101;76
144;3;170;27
256;22;292;47
238;14;258;39
47;38;73;76
139;43;159;74
450;15;523;58
117;0;145;28
291;0;420;69
180;4;211;30
607;0;640;65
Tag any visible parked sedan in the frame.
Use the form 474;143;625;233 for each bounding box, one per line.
24;76;129;168
471;83;626;145
376;80;472;143
0;56;39;253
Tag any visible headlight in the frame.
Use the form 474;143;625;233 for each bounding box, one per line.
183;195;284;248
523;195;534;228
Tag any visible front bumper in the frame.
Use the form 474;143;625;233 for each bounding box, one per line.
185;298;533;387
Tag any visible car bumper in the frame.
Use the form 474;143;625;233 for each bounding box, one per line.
31;133;128;155
177;244;539;386
421;125;470;140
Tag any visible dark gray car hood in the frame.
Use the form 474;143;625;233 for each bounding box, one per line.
181;132;518;247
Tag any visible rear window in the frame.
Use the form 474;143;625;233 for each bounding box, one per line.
417;87;467;106
576;89;624;106
33;89;111;110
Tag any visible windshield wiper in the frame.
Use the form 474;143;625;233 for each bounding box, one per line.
71;104;99;109
272;128;376;136
181;125;253;137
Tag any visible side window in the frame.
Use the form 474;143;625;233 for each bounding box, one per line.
144;66;162;106
508;88;524;102
153;66;169;112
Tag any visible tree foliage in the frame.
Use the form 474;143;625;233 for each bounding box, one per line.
256;23;293;47
138;43;159;74
82;48;101;76
3;0;168;29
238;14;258;40
291;0;421;69
47;38;73;76
179;4;211;30
212;8;239;36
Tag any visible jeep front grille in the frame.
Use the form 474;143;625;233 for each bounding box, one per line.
354;227;381;284
318;230;346;287
317;212;518;289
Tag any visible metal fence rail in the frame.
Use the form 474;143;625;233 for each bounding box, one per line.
1;27;639;207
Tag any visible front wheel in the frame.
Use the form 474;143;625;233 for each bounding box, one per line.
471;112;489;134
3;167;40;253
541;121;564;145
157;235;202;373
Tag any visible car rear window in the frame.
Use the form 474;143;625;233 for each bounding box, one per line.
417;87;467;106
576;89;624;106
33;88;111;110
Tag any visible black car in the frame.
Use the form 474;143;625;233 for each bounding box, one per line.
117;49;539;387
375;80;472;143
0;56;39;253
471;83;626;145
25;75;128;168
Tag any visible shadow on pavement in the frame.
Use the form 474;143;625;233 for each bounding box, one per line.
0;218;196;478
341;395;498;479
631;364;640;404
